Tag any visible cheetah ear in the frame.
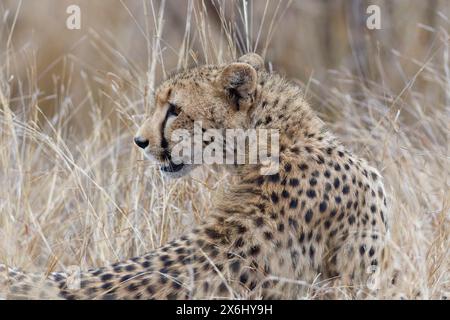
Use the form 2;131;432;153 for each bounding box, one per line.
237;53;265;71
219;62;257;111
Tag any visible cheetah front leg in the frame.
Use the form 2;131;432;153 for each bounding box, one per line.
1;227;267;300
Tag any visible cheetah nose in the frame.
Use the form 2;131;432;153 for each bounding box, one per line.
134;136;149;149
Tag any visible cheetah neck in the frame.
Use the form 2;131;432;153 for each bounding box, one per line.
250;72;328;145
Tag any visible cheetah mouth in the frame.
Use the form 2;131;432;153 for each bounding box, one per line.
159;160;194;178
141;147;193;178
160;161;185;173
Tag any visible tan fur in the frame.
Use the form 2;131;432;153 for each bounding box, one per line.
1;53;391;299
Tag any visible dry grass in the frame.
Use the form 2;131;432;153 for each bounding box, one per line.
0;0;448;299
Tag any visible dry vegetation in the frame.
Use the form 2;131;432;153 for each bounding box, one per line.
0;0;448;299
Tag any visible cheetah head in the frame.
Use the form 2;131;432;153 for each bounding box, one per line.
134;53;265;178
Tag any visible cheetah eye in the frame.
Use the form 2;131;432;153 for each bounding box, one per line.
168;102;180;117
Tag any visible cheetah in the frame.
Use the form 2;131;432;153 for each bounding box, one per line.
0;53;391;299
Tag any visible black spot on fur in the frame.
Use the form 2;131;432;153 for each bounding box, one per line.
299;232;305;243
299;163;308;171
346;200;353;209
306;189;316;198
268;173;280;183
284;163;292;172
230;260;241;274
205;227;222;240
101;282;113;290
289;178;299;187
127;283;139;292
100;274;113;282
359;245;366;256
234;237;244;248
316;155;325;164
271;192;279;204
348;215;356;225
256;176;265;185
289;198;298;209
175;247;185;255
218;282;228;294
378;187;384;199
305;209;313;223
288;217;299;230
329;209;337;217
239;272;249;285
333;178;340;189
254;216;264;227
264;231;273;240
249;245;261;256
125;265;136;272
291;146;300;154
309;246;315;259
342;185;350;194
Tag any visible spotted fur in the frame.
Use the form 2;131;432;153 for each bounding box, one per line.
1;53;391;299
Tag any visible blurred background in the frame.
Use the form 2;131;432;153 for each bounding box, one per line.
2;0;449;125
0;0;448;298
